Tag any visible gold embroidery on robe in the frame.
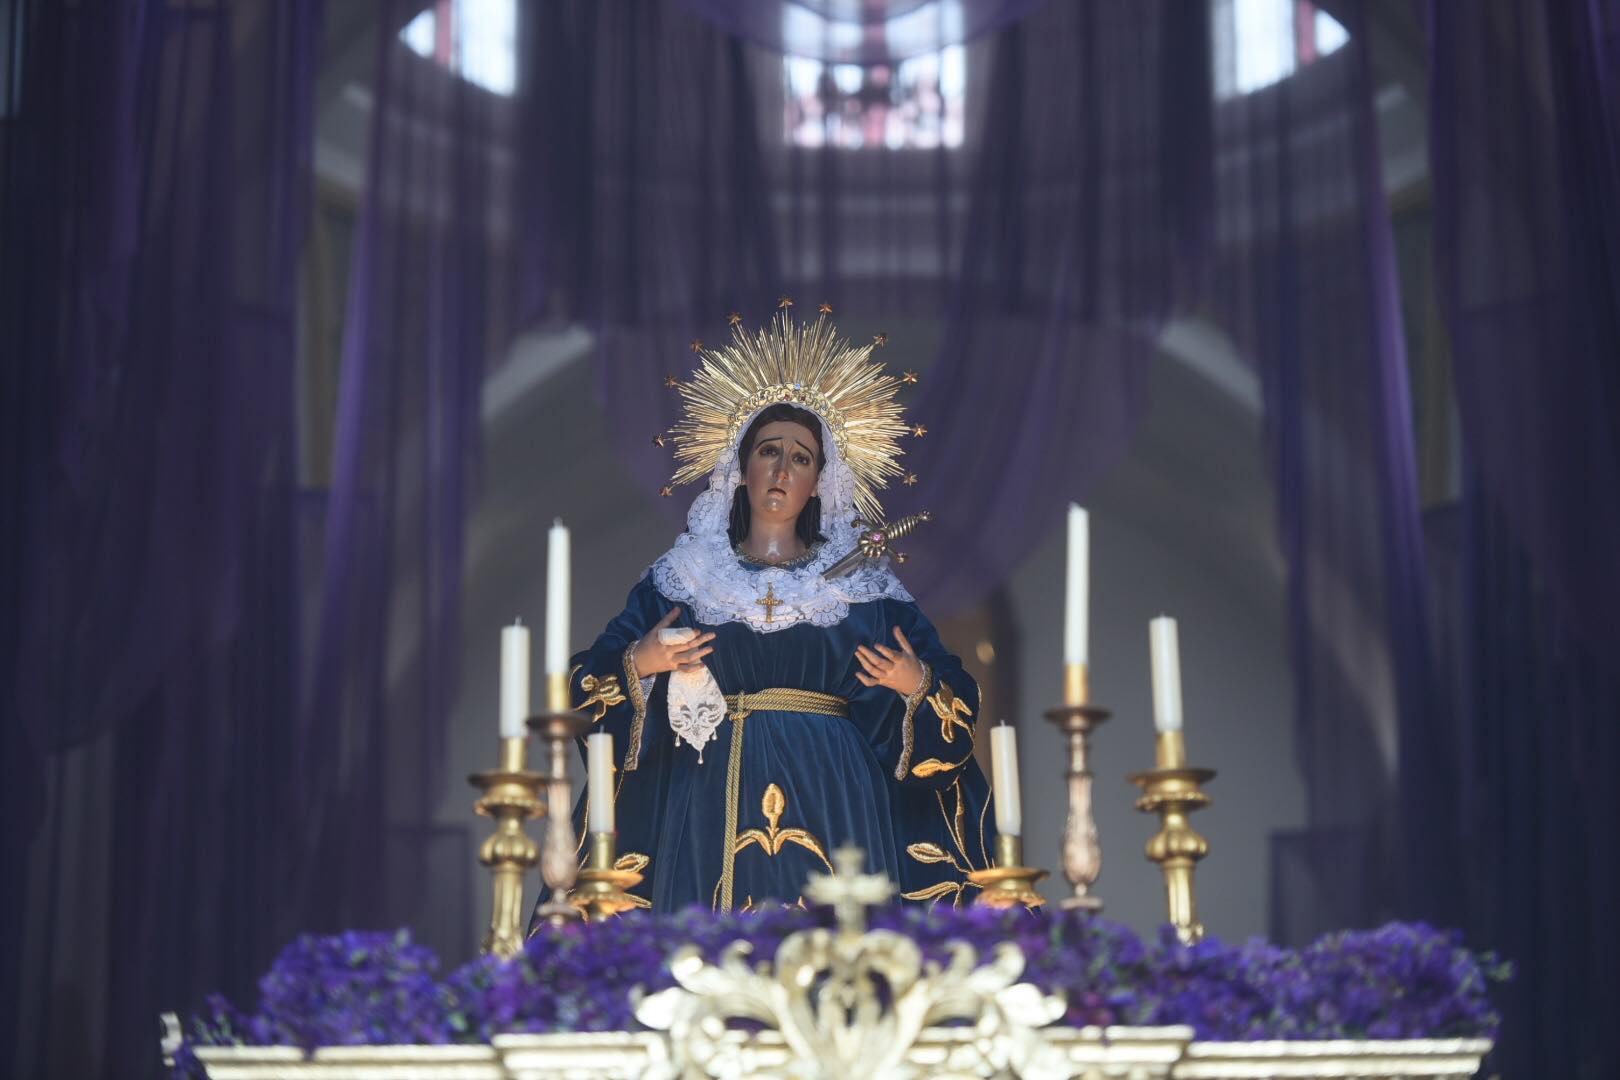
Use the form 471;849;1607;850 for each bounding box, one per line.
929;680;974;742
570;665;627;723
733;783;834;872
892;661;934;780
908;678;973;778
901;778;985;907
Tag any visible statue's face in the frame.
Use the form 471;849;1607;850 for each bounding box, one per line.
743;419;821;526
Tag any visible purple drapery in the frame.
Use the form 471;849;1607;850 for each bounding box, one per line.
1;1;323;1075
299;0;498;933
519;0;1210;615
1420;1;1620;1074
1208;1;1441;939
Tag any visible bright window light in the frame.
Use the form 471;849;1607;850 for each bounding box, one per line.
1212;0;1349;100
401;0;516;97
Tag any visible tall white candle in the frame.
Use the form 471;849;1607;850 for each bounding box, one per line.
587;731;615;833
1149;615;1184;733
989;722;1022;836
499;620;531;739
1063;504;1089;667
545;520;571;677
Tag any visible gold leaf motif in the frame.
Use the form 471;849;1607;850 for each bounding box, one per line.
900;881;961;903
929;681;974;743
906;842;952;864
910;758;961;778
762;783;786;827
573;668;628;723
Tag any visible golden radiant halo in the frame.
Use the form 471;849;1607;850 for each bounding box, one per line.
668;311;911;523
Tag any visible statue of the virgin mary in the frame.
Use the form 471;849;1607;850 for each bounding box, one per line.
537;310;995;917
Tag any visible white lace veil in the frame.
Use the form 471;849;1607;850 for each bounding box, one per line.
649;407;912;632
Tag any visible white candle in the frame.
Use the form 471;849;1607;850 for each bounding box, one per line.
989;722;1022;836
499;620;531;739
587;731;615;833
1063;504;1089;667
1149;615;1184;733
545;520;571;677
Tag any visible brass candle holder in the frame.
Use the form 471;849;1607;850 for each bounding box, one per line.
968;832;1047;908
569;830;645;921
1044;662;1109;910
1127;729;1215;944
467;736;545;958
528;710;591;926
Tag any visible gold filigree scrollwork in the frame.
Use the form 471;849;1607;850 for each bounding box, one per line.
892;661;934;780
734;783;835;872
570;665;628;723
639;846;1068;1079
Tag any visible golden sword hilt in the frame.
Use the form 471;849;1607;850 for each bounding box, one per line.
823;510;932;579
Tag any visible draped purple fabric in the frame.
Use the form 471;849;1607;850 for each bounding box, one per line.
519;0;1208;615
1;1;323;1075
1209;3;1440;939
1419;2;1620;1074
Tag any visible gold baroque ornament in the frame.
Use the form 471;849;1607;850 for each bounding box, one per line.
667;311;911;523
636;846;1069;1080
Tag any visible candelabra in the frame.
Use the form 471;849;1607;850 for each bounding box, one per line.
1043;662;1109;910
1127;730;1215;944
528;708;591;926
467;737;545;958
968;832;1047;908
570;830;645;921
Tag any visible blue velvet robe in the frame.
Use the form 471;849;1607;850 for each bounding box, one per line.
540;567;998;915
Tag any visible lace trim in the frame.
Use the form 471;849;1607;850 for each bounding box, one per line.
622;644;648;771
893;661;934;781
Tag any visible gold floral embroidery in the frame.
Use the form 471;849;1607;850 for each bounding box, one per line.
892;661;934;780
733;783;835;872
901;779;987;908
570;665;627;723
929;681;974;742
910;756;972;778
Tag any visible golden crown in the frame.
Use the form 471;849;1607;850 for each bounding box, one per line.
664;306;916;523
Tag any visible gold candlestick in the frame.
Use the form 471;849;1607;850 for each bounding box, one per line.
468;736;544;959
1045;679;1110;910
569;830;645;920
1127;729;1214;944
528;710;591;926
968;833;1047;908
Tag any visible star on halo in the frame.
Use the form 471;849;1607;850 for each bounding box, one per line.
653;434;666;448
911;423;928;438
727;311;743;327
901;370;919;385
873;332;888;347
818;302;833;315
777;296;794;309
903;472;918;486
659;485;674;498
690;339;704;353
664;375;679;389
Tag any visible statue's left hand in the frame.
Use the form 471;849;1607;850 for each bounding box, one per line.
855;626;927;697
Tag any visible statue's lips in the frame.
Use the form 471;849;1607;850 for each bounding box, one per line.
767;486;787;496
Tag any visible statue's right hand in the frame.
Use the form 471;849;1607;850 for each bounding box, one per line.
631;607;716;677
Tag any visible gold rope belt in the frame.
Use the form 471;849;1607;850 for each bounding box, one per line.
717;687;849;914
724;688;849;720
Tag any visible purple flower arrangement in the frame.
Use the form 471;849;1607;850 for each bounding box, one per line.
175;910;1507;1076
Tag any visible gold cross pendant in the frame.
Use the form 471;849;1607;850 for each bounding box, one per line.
757;583;784;624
